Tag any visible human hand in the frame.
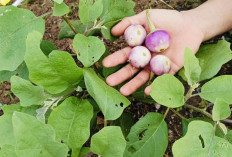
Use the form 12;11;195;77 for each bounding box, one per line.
102;9;204;96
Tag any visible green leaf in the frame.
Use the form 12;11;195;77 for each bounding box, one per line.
25;31;83;94
182;119;188;136
0;145;17;157
100;0;135;24
79;0;103;24
172;120;232;157
84;68;130;120
150;74;185;108
124;113;168;157
197;40;232;81
101;20;119;42
40;40;57;56
91;126;126;157
12;112;69;157
115;113;135;137
0;115;15;147
73;34;105;67
212;98;231;121
0;62;29;81
48;97;93;157
200;75;232;104
58;20;94;39
0;6;45;71
228;130;232;141
78;147;91;157
11;76;47;107
53;2;69;17
53;0;63;4
184;47;201;85
3;103;40;117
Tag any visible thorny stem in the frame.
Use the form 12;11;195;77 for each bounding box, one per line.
184;104;213;119
170;108;189;121
62;15;78;34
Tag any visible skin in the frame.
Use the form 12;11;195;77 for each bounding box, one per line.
102;0;232;96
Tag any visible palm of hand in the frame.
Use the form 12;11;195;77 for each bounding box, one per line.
103;9;204;96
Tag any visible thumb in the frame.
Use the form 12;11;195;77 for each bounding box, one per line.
111;11;147;36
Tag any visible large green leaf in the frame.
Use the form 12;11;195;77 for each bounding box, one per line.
0;115;15;147
124;113;168;157
79;0;103;24
25;31;83;94
173;120;232;157
53;2;69;17
197;40;232;81
0;6;45;71
12;112;68;157
11;76;47;107
91;126;126;157
3;103;40;117
101;20;119;42
178;40;232;82
73;34;105;67
200;75;232;104
84;68;130;120
184;47;201;85
212;98;231;121
150;74;185;108
48;97;93;157
115;112;135;137
100;0;135;24
0;62;29;81
0;145;17;157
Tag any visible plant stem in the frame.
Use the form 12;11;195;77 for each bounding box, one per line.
185;104;212;119
70;54;77;56
221;119;232;124
164;108;170;119
207;122;217;156
217;123;232;144
62;15;78;34
170;108;189;121
159;0;175;9
146;9;157;33
104;120;107;127
189;93;201;98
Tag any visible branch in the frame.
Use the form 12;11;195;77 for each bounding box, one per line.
184;104;212;119
170;108;189;121
62;15;78;34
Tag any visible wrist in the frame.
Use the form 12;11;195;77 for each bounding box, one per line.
181;10;206;42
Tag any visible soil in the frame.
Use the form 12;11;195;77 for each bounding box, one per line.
0;0;231;156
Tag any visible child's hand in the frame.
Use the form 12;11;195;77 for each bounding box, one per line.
103;9;204;96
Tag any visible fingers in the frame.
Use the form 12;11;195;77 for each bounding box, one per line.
111;11;146;36
144;62;180;95
120;68;150;96
145;85;151;96
102;47;131;68
106;64;139;86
